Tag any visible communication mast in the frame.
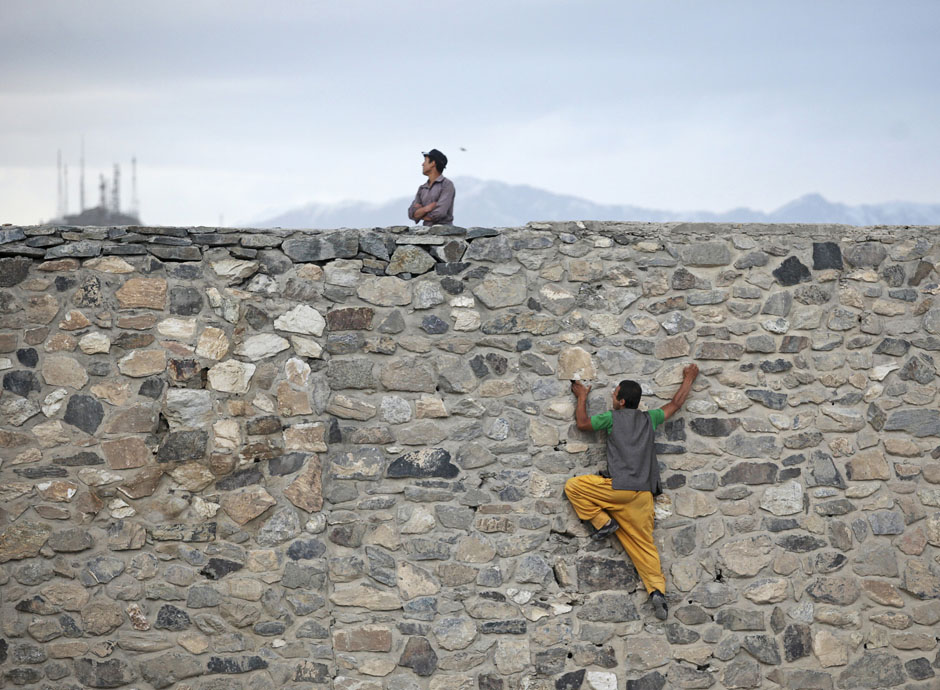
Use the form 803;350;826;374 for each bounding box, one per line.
63;164;69;216
111;163;121;213
99;174;107;209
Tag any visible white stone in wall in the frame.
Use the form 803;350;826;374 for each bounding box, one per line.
211;258;259;284
274;305;326;336
556;347;595;381
195;327;229;360
41;388;68;417
760;480;804;516
357;276;412;306
213;419;240;451
109;498;136;518
234;333;289;359
78;332;111;354
587;313;621;336
208;360;256;394
246;274;278;294
165;389;213;430
380;396;412;424
285;357;310;386
157;318;196;339
78;468;123;486
206;287;240;323
450;309;481;331
252;393;275;413
324;259;364;287
290;336;323;358
712;389;752;413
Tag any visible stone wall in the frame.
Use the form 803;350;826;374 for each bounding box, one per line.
1;221;940;690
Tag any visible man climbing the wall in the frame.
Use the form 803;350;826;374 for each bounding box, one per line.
565;363;699;620
407;148;455;226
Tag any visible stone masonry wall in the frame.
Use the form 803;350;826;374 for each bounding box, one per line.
1;221;940;690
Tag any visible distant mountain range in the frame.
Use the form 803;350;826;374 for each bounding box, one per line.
250;177;940;229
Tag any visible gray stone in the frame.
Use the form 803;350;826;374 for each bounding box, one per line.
745;389;787;410
761;291;792;316
326;358;375;389
836;652;905;689
256;507;301;546
843;242;887;268
282;233;358;261
388;246;436;275
680;242;731;266
577;592;639;622
73;658;138;688
466;235;513;262
884;409;940;437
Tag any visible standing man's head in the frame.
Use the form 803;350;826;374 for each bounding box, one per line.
612;380;642;410
422;149;447;179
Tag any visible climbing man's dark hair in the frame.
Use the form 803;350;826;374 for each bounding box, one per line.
617;380;642;409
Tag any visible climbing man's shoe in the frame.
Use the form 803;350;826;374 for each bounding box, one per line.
590;519;619;541
650;590;668;620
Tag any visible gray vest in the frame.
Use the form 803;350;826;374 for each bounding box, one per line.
607;409;661;495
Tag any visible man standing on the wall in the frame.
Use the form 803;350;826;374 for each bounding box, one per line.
565;363;699;620
407;148;455;226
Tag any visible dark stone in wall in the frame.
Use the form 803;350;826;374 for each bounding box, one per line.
206;655;268;674
156;431;208;462
772;256;811;286
16;348;38;367
399;636;438;676
554;669;586;690
3;370;40;397
387;448;459;479
720;462;778;485
0;257;33;286
812;241;843;270
200;558;244;580
63;395;104;434
155;604;191;631
690;417;741;437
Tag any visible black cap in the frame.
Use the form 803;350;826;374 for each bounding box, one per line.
422;148;447;170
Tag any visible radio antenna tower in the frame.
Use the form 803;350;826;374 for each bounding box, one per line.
99;174;107;209
112;163;121;213
131;156;139;217
79;137;86;212
63;164;69;216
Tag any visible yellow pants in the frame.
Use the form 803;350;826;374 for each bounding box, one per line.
564;474;665;594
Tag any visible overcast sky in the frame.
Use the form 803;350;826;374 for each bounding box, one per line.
2;0;938;226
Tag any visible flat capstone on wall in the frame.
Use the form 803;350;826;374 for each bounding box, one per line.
1;220;940;690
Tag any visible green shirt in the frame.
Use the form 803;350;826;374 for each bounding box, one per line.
591;408;665;433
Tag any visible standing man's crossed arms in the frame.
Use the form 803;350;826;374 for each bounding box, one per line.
565;363;699;620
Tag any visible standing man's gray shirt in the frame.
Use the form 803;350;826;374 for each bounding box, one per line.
408;176;455;226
